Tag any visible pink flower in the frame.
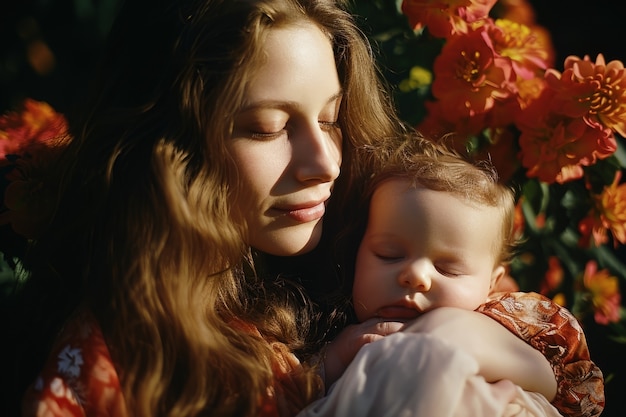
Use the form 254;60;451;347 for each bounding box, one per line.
401;0;497;38
488;19;551;80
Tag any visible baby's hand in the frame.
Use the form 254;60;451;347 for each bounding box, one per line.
322;318;404;387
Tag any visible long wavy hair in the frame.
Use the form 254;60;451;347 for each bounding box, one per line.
13;0;407;416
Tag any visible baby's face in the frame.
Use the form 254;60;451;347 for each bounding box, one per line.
352;179;505;322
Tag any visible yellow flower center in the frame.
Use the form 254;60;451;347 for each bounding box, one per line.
586;75;622;117
458;50;481;83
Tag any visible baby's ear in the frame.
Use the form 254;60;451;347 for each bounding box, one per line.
489;265;518;295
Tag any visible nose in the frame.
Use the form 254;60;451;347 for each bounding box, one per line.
398;259;432;291
293;123;341;183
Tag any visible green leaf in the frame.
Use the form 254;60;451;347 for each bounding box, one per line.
590;245;626;281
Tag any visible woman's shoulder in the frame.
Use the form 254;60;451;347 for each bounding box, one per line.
21;307;128;417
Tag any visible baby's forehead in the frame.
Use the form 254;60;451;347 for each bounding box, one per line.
372;178;506;229
375;176;486;204
369;180;504;248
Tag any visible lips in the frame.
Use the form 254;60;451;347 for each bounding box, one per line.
273;198;328;223
376;305;421;320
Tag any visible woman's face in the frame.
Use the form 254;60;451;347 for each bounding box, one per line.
229;22;343;256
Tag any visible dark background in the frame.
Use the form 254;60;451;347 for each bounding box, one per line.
1;0;624;416
2;0;625;115
4;0;625;115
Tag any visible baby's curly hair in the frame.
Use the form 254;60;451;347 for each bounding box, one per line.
366;132;518;265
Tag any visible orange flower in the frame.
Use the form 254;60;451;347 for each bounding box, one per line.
418;99;487;138
516;89;616;184
597;171;626;245
0;98;67;159
582;260;621;325
515;76;547;110
431;24;515;121
540;256;563;295
578;215;604;248
545;54;626;137
0;99;70;239
401;0;497;38
579;171;626;247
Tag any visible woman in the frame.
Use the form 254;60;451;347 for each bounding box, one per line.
14;1;406;416
10;0;588;416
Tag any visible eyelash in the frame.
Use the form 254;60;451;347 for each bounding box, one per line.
319;120;340;131
249;121;339;140
250;131;284;140
375;254;403;262
436;268;460;277
374;253;462;277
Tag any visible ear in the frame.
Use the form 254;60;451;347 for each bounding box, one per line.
489;265;507;296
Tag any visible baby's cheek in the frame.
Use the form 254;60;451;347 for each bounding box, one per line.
352;296;370;322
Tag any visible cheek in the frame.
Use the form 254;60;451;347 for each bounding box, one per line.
353;257;382;310
229;143;287;207
352;274;379;322
330;130;343;164
447;280;491;310
237;162;268;199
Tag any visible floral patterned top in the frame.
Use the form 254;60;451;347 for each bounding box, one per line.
22;292;604;417
20;309;313;417
478;292;605;417
21;308;128;417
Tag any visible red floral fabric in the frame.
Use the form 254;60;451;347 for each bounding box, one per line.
20;309;307;417
21;309;128;417
479;291;605;417
22;293;604;417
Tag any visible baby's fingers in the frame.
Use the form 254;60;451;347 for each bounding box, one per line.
358;318;405;343
322;319;405;386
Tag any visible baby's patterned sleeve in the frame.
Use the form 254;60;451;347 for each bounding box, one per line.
478;292;605;417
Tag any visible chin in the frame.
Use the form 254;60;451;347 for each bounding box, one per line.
260;221;323;256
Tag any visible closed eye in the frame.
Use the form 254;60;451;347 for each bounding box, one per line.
434;265;463;277
250;121;337;140
319;120;339;131
374;253;404;262
250;129;286;140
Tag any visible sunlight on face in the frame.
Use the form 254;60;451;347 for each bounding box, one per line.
229;22;343;256
352;179;505;322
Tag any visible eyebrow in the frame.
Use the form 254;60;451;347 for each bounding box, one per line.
238;90;343;113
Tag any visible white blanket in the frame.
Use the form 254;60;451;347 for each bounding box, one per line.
297;332;561;417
